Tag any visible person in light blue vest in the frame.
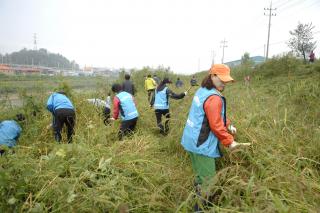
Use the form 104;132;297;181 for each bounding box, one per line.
0;113;25;155
152;77;187;135
180;64;250;211
110;83;139;140
47;91;75;143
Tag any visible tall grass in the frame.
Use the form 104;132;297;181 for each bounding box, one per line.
0;58;319;212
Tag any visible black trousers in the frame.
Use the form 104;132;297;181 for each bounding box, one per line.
118;117;138;140
155;109;170;135
53;108;75;143
103;107;111;125
147;89;155;106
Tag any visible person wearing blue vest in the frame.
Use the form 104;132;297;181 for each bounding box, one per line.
152;77;187;135
0;113;25;155
47;91;75;143
181;64;250;211
110;83;139;140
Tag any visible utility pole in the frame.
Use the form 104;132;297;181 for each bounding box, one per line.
33;33;37;51
211;50;216;65
220;39;228;64
264;2;276;60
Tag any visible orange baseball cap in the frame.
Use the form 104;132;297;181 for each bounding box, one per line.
209;64;234;82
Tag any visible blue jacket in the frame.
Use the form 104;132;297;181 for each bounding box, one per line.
181;87;226;158
154;87;169;110
47;93;74;114
0;120;22;148
116;91;139;121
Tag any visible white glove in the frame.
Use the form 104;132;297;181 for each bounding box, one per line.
229;141;251;149
46;124;53;130
110;117;115;121
184;91;188;96
228;124;237;134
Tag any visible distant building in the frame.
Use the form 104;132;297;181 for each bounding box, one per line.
0;64;13;74
83;66;93;72
13;66;40;74
225;56;265;67
0;64;40;75
0;63;119;78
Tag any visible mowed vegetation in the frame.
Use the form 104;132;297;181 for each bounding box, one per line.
0;56;319;212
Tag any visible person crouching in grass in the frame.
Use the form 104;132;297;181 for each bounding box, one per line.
47;91;75;143
110;83;139;140
0;113;25;155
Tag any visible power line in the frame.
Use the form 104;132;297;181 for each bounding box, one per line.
267;0;318;35
275;0;300;9
281;0;320;16
280;0;307;11
272;0;293;7
264;1;277;60
270;39;287;46
273;0;290;8
249;39;287;54
220;39;228;64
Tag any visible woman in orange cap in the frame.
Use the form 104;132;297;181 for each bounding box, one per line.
181;64;249;210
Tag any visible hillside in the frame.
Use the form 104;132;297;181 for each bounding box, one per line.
225;56;265;67
0;57;319;212
0;48;79;69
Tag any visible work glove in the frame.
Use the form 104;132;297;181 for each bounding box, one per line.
229;141;251;149
46;123;53;130
184;91;188;96
228;124;237;134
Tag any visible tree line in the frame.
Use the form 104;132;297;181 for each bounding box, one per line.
0;48;79;70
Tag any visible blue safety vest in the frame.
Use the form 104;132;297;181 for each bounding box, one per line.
154;87;169;110
116;91;139;121
181;87;226;158
47;93;74;113
0;120;22;148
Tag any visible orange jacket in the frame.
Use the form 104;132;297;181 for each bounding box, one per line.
203;95;234;147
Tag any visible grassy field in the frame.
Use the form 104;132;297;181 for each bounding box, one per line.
0;57;319;212
0;74;114;109
0;74;114;93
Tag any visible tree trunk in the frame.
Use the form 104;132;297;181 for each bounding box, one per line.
302;49;306;64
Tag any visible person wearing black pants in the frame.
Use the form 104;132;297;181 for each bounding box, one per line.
152;77;187;135
110;83;139;140
53;108;75;143
155;109;170;135
47;91;75;143
118;117;138;140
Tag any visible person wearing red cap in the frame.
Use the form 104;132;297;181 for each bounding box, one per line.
181;64;250;210
152;77;187;135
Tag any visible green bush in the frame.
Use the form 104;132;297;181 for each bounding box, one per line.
254;54;301;77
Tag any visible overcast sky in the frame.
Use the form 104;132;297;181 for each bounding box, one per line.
0;0;319;73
